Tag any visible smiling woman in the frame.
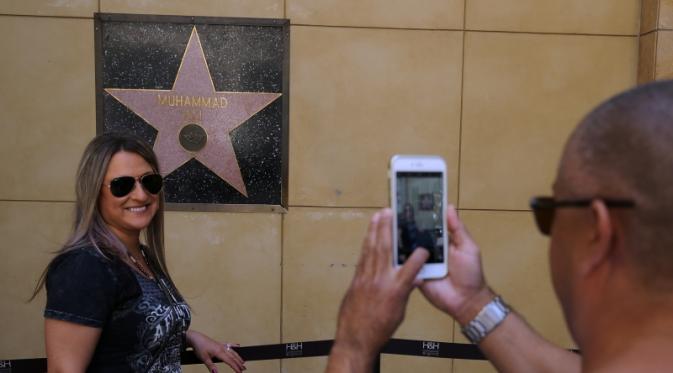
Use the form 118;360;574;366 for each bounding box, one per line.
30;133;246;373
98;151;161;251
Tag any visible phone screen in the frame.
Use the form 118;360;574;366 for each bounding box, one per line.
396;171;445;264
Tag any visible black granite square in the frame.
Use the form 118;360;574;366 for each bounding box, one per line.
95;13;289;211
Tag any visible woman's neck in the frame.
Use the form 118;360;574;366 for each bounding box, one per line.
109;226;141;255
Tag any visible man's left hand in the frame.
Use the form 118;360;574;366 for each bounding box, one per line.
327;209;430;372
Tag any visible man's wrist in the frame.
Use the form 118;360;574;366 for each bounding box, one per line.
328;340;376;372
460;295;510;344
455;287;497;326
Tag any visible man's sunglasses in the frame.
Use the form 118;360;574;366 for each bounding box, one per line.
530;196;635;236
105;174;163;198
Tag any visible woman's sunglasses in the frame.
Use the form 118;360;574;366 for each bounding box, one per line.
530;196;635;235
106;174;163;198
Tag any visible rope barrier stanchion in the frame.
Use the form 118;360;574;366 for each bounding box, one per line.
2;338;579;372
182;339;335;363
382;339;485;360
0;358;46;373
1;338;490;373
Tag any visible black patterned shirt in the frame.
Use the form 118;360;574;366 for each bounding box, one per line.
44;247;191;373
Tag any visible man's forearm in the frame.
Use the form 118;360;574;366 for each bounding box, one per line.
478;311;581;373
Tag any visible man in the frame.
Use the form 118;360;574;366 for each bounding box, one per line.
326;80;673;372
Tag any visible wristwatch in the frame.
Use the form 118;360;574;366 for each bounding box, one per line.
461;296;510;344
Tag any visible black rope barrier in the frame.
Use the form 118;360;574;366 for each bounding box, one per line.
1;338;487;373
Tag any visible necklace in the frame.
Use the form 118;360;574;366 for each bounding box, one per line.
129;249;154;279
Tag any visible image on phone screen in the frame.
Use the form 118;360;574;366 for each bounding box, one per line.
396;172;444;264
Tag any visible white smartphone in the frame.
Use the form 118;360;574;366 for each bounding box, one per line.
390;155;448;279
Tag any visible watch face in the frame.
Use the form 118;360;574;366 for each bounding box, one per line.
461;297;510;344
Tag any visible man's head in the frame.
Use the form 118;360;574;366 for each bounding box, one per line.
549;80;673;340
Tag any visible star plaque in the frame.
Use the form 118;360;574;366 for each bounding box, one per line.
95;14;289;211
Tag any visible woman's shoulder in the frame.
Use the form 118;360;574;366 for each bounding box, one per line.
50;246;114;268
47;246;129;283
44;247;136;327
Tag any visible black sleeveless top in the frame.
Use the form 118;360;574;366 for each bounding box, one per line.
44;247;191;372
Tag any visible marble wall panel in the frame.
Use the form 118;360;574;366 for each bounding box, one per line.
0;201;73;358
641;0;660;34
165;211;282;349
286;0;463;29
100;0;283;19
0;16;95;202
460;32;637;210
0;0;97;17
466;0;640;35
639;32;657;84
655;30;673;79
290;26;462;208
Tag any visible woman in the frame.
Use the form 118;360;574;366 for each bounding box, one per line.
32;133;245;373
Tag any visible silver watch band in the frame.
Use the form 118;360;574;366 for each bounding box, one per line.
461;296;510;344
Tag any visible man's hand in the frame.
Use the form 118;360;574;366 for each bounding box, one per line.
420;205;494;325
326;209;429;372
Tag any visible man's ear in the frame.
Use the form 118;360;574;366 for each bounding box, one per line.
581;199;615;275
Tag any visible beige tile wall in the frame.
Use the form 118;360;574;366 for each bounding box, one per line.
639;0;673;84
466;0;640;35
166;211;282;373
289;26;462;208
286;0;463;29
0;0;97;17
100;0;284;18
657;31;673;79
282;207;371;372
459;32;637;211
640;0;657;84
661;0;673;28
639;31;658;83
0;16;96;202
642;0;660;34
0;201;73;358
643;0;673;31
0;1;641;373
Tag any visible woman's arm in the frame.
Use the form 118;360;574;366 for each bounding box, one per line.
186;330;246;373
45;318;101;373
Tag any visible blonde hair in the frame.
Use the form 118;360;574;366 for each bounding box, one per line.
31;133;181;300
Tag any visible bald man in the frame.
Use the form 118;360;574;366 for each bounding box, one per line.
326;80;673;373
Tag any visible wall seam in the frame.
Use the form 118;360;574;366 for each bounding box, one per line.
0;199;75;204
641;29;658;37
655;30;660;79
451;2;469;370
282;205;533;212
638;0;643;35
0;200;533;212
281;0;287;371
290;23;637;37
279;212;285;373
456;17;467;213
0;13;92;19
287;205;383;209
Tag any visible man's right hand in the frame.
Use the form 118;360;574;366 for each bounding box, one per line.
420;205;495;325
